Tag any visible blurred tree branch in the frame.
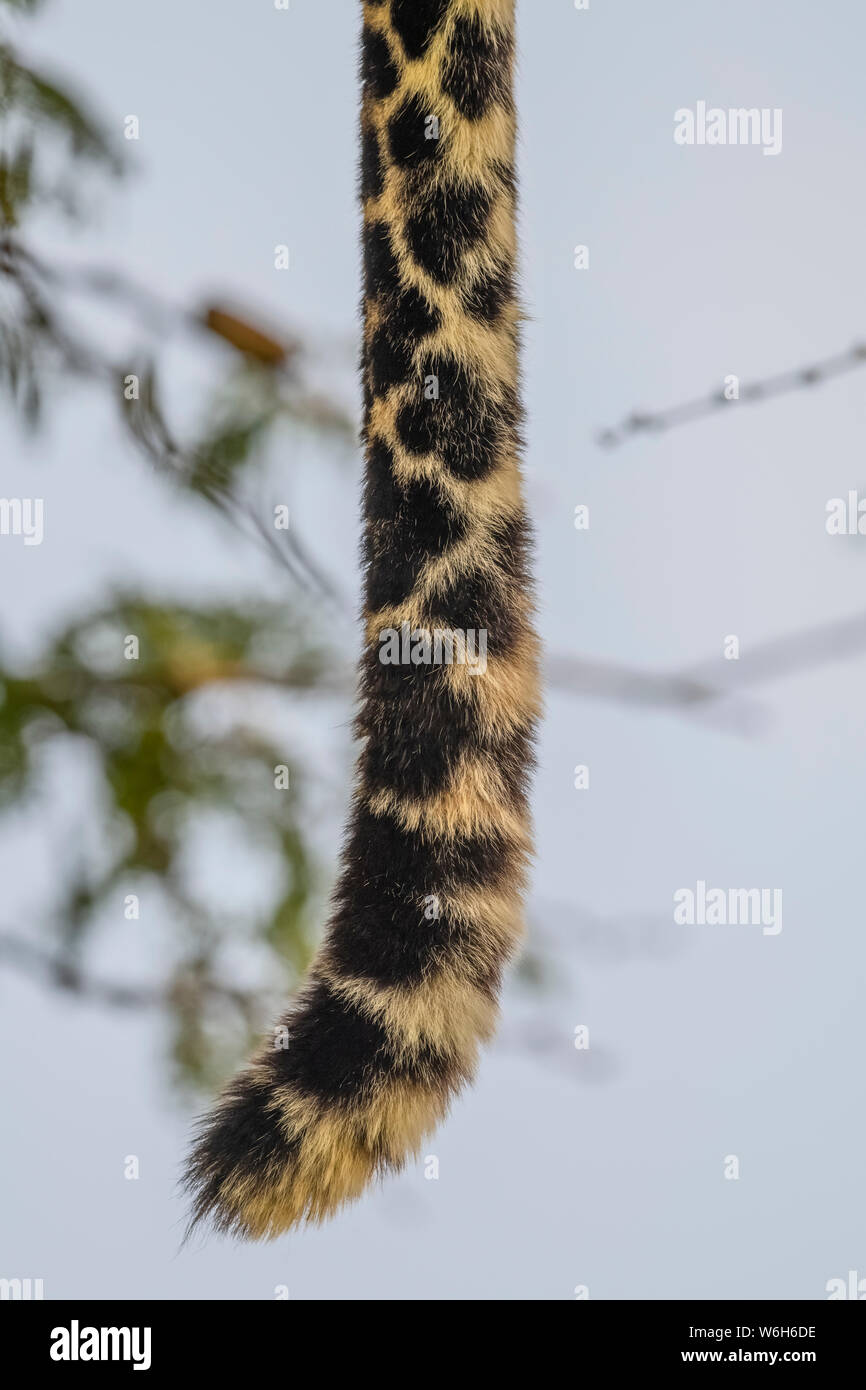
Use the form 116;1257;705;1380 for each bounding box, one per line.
548;608;866;733
0;926;257;1013
0;233;354;601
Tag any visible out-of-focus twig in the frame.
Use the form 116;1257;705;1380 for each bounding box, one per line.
0;234;354;609
548;607;866;730
0;928;255;1014
597;342;866;448
547;652;766;733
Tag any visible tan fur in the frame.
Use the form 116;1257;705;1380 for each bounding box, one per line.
185;0;539;1240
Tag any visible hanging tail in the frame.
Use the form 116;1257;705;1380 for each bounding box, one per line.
185;0;539;1239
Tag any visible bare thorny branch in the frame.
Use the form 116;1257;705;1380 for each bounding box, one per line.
595;341;866;449
570;340;866;719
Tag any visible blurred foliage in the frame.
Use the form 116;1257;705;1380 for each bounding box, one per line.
0;599;343;1089
0;7;120;227
0;0;355;1091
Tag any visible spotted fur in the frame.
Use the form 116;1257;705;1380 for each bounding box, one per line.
184;0;539;1239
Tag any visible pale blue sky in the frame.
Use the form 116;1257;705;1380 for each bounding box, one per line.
1;0;865;1298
